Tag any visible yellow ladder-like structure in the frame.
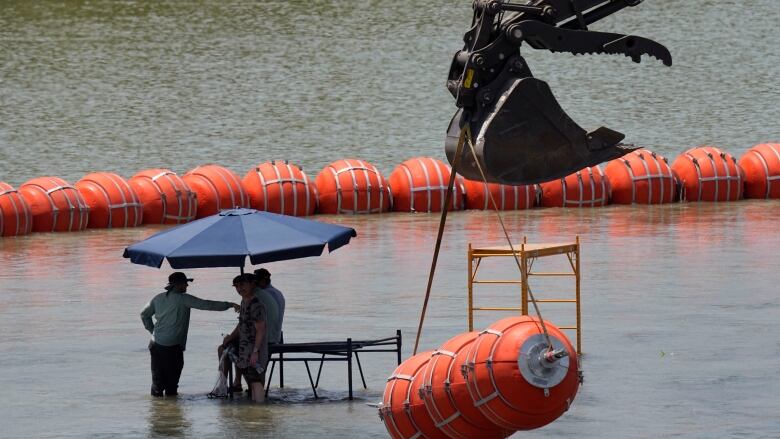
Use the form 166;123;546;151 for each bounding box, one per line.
467;236;582;355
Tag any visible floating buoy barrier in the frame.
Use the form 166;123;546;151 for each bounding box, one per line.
461;178;536;210
380;316;579;438
75;172;143;228
315;159;391;214
739;143;780;199
0;182;32;237
671;146;744;202
183;164;249;218
388;157;464;213
243;160;317;217
18;177;90;233
129;169;197;224
380;351;448;439
463;316;580;431
604;149;676;204
539;166;609;208
419;332;511;439
3;143;780;239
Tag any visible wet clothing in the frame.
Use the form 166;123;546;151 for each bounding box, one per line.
237;297;269;376
140;291;233;350
253;287;281;344
149;341;183;396
262;283;285;325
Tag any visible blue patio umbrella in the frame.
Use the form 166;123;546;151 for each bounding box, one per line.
123;208;356;269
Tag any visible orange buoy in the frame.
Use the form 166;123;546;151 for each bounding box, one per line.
739;143;780;199
314;159;391;214
18;177;90;232
461;178;536;210
183;164;248;218
243;161;317;216
419;332;511;439
463;316;580;431
129;169;197;224
388;157;464;212
0;182;33;237
604;149;676;204
75;172;143;228
539;166;609;207
671;146;744;202
380;351;448;439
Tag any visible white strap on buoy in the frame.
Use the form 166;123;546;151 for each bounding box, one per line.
44;179;88;231
328;159;386;214
150;171;195;223
621;151;674;203
0;186;30;235
750;144;780;198
258;162;312;215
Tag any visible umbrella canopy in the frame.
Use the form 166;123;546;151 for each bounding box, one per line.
123;208;356;269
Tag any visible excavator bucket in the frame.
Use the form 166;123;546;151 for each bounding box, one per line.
445;0;671;186
446;77;634;185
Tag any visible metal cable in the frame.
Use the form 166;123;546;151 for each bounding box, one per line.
412;126;467;355
462;125;553;347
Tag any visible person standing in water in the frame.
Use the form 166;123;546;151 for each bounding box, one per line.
221;274;268;402
141;272;239;397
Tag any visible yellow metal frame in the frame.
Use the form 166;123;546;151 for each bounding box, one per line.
467;236;582;355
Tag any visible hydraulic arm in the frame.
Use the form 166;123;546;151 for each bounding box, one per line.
445;0;671;184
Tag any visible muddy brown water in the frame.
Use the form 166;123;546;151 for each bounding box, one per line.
1;1;779;437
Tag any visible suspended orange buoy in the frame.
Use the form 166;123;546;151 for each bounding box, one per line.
604;149;676;204
671;146;744;202
183;164;249;218
419;332;511;439
315;159;391;214
380;351;448;439
18;177;90;232
388;157;464;212
243;161;318;217
739;143;780;199
461;178;536;210
129;169;197;224
463;316;580;431
539;166;609;207
75;172;143;228
0;182;33;237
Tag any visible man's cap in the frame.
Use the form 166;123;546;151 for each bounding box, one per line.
168;272;194;285
254;268;271;279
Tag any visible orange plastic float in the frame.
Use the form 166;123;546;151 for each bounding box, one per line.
739;143;780;199
379;351;447;439
18;177;90;232
461;178;535;210
463;316;580;431
388;157;464;212
604;149;676;204
315;159;391;214
183;164;248;218
243;161;318;217
419;332;511;439
539;166;609;207
0;182;33;237
129;169;197;224
671;146;743;202
75;172;143;228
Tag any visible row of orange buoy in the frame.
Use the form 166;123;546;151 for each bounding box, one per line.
380;316;580;439
1;144;779;237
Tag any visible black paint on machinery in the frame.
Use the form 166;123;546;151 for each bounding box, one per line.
445;0;672;185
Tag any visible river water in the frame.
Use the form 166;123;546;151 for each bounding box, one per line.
1;1;779;438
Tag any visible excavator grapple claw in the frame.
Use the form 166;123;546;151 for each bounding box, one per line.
446;0;671;185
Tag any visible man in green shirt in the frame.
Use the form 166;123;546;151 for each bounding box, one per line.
141;272;239;397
